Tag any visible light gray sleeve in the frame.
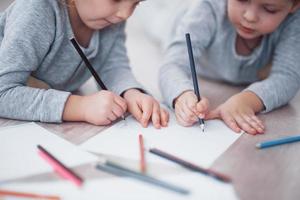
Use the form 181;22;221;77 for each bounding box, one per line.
246;15;300;112
159;1;217;108
0;0;71;122
99;23;144;96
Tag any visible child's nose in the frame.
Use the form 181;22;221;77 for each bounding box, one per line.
116;7;133;20
243;7;258;23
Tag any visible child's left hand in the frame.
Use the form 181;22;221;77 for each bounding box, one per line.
123;89;169;129
206;91;265;135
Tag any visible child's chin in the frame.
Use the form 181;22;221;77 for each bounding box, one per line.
88;22;112;30
237;30;260;40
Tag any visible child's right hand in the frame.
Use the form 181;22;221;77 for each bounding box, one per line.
174;90;209;127
63;91;127;126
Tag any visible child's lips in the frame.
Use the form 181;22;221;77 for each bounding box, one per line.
239;25;255;34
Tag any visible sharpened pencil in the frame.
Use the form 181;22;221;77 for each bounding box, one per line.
185;33;205;132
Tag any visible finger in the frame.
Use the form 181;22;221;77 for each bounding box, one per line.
185;96;197;113
175;105;189;125
151;103;161;129
102;118;112;125
107;112;118;122
141;100;153;127
92;118;111;126
196;97;209;118
114;95;127;113
160;109;169;127
250;115;264;129
128;102;143;123
175;111;194;127
222;113;241;133
112;104;125;118
175;101;197;124
234;114;257;135
242;115;264;134
182;102;198;123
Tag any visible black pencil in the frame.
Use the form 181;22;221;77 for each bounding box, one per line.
185;33;205;132
70;38;107;90
149;148;231;183
70;38;125;120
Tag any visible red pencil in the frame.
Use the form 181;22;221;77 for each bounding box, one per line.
139;134;146;173
0;189;60;199
37;145;83;187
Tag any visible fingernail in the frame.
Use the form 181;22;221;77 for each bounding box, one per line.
258;128;264;134
144;121;148;127
198;114;204;118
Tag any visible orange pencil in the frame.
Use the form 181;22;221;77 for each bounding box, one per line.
139;134;146;173
0;189;60;199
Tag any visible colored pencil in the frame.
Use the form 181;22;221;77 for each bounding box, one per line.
185;33;205;132
70;38;107;90
149;148;231;183
139;134;146;173
256;135;300;149
0;189;60;199
70;38;125;120
96;161;189;195
37;145;83;187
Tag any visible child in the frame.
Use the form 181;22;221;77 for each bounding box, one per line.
0;0;169;129
160;0;300;134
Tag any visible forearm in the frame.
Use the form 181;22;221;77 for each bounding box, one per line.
62;95;85;122
0;85;70;122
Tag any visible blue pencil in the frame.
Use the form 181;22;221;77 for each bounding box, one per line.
96;161;189;195
256;135;300;149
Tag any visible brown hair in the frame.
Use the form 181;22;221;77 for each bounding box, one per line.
58;0;74;8
292;0;300;4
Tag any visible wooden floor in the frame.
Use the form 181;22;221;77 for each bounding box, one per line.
1;1;300;199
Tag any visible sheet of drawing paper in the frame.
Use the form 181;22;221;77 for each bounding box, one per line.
81;112;241;168
0;123;98;181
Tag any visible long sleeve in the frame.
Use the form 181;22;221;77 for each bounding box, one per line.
159;0;217;108
0;0;71;122
246;13;300;112
99;23;144;95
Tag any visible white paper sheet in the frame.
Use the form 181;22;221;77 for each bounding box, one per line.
0;123;98;181
81;113;241;168
0;172;239;200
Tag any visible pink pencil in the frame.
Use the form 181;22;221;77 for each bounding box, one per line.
37;145;83;187
139;134;146;173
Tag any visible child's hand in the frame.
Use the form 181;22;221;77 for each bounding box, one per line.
123;89;169;129
82;91;127;125
63;91;127;126
174;90;209;127
206;91;265;135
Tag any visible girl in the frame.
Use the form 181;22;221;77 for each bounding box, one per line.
160;0;300;134
0;0;169;129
